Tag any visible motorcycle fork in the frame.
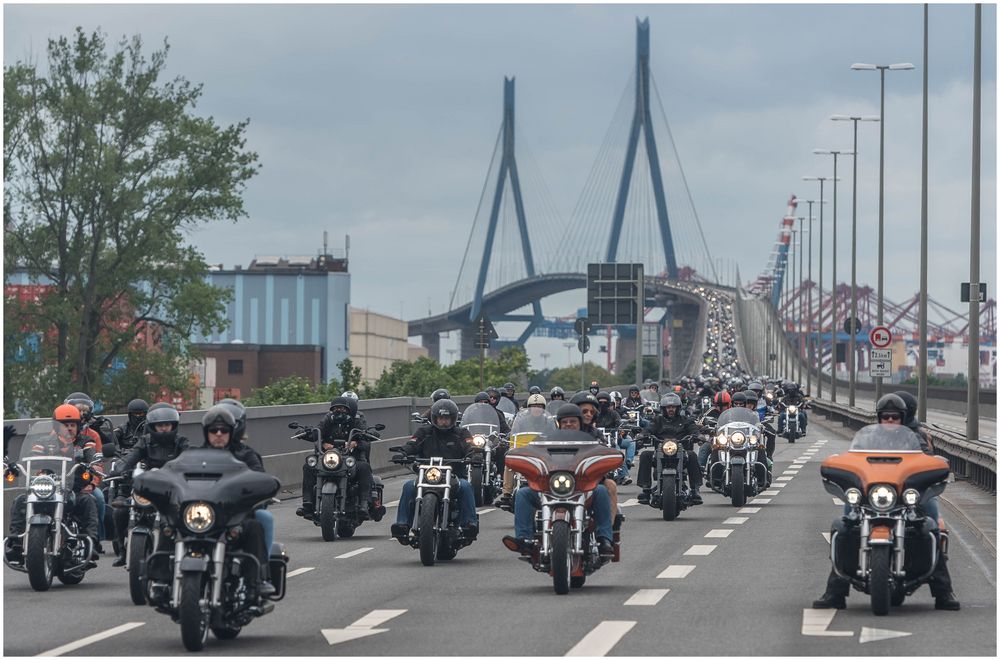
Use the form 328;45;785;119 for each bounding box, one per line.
210;539;226;607
171;540;186;609
892;518;906;578
571;504;585;554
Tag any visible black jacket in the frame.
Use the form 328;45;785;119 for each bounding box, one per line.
621;396;645;411
594;408;621;430
648;414;701;443
197;440;266;473
113;421;147;452
403;426;473;478
120;434;189;472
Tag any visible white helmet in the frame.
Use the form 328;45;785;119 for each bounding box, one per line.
526;394;546;407
341;391;359;401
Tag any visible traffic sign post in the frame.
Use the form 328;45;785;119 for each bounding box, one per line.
474;314;498;389
843;317;862;335
870;348;892;378
869;326;892;349
587;263;643;386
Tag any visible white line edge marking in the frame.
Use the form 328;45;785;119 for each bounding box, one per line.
705;529;733;538
657;564;695;578
801;608;854;636
38;622;146;657
723;516;748;524
624;588;669;606
565;620;637;656
384;500;399;508
684;544;716;556
286;566;315;577
335;547;374;559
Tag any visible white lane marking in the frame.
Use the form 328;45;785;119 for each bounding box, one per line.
684;544;716;556
804;448;818;453
833;497;844;505
723;516;748;524
620;498;640;507
657;564;695;578
565;620;636;656
322;609;407;646
821;532;832;544
738;506;761;514
335;547;374;559
860;627;912;644
771;483;787;488
477;507;496;514
705;529;733;538
38;623;146;657
777;476;795;481
761;490;780;496
793;459;809;464
384;500;399;508
751;498;772;504
624;588;669;606
286;566;315;577
801;608;854;637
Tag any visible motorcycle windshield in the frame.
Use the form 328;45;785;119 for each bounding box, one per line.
496;397;518;416
18;420;77;479
640;389;659;403
545;400;565;414
716;408;761;427
849;424;923;452
509;410;557;448
460;403;500;432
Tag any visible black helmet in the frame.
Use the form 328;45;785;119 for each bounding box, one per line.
201;405;236;445
744;391;759;405
486;386;500;398
430;399;460;429
431;388;451;403
146;403;179;445
64;392;95;421
503;382;515;394
549;386;565;399
648;381;660;391
596;391;611;408
555;403;584;427
328;396;356;425
892;391;918;425
126;398;149;427
875;394;907;422
217;397;247;441
747;381;764;394
732;392;748;405
660;393;682;410
528;386;542;395
628;385;640;395
474;391;490;403
570;391;599;409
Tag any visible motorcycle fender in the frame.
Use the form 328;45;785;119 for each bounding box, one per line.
321;481;339;495
179;555;210;573
131;526;152;539
28;514;52;527
868;525;893;545
551;508;571;522
660;468;678;477
729;456;746;466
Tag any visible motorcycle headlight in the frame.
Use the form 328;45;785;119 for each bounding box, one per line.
305;455;318;468
788;406;798;414
549;472;576;496
29;475;56;499
845;488;862;505
183;502;214;532
133;493;152;507
868;484;896;512
322;450;342;470
715;433;728;447
730;432;746;447
748;434;759;446
662;441;678;456
902;488;920;506
345;456;356;468
425;467;443;485
471;435;487;448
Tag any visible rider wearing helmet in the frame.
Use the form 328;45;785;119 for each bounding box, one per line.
776;381;808;436
638;393;703;505
595;391;632;485
501;383;519;409
341;391;368;427
570;391;625;518
549;386;566;403
588;380;601;396
64;393;109;551
894;391;933;453
113;399;149;452
528;386;542;396
391;399;478;544
698;391;733;469
526;393;547;411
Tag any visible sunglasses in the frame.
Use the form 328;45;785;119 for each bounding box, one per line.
207;427;230;435
879;413;902;422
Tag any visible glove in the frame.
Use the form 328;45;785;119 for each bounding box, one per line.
4;425;15;443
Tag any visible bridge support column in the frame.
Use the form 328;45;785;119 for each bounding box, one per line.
669;302;701;378
422;332;441;363
459;327;479;361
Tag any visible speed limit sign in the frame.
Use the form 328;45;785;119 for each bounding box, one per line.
869;326;892;348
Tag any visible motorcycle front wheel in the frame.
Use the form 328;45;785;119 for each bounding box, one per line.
661;476;678;521
25;526;54;592
730;465;746;507
128;532;152;605
418;493;439;567
320;493;338;542
870;545;892;616
179;572;210;651
551;520;571;595
471;468;484;507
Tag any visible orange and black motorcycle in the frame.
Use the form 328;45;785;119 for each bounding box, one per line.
502;429;623;595
820;424;950;615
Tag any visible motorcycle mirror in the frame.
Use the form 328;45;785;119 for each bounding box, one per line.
388;446;405;454
93;453;104;462
375;424;386;432
288;422;300;429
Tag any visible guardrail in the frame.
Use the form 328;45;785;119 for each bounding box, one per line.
810;398;997;494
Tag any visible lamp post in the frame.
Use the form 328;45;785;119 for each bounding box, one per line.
812;154;847;402
801;210;818;395
563;341;575;368
967;4;982;442
796;217;806;385
803;177;839;399
852;61;915;398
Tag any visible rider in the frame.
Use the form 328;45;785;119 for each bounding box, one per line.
699;391;732;469
6;405;100;563
391;399;479;543
571;391;625;515
502;404;614;557
421;389;452;422
200;406;276;597
812;393;959;611
895;390;934;452
341;391;368;427
63;392;108;551
588;380;601;396
108;402;189;566
549;386;566;404
501;383;520;409
777;381;808;435
638;393;703;504
112;399;148;453
595;391;632;485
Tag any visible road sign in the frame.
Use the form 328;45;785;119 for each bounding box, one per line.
574;317;592;336
961;282;987;303
577;336;591;354
586;263;644;325
843;317;862;335
641;323;659;357
870;348;892;378
869;326;892;348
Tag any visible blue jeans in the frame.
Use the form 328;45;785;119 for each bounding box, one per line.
698;442;712;469
92;487;106;539
616;437;636;479
254;510;275;552
513;484;613;542
396;478;477;527
841;496;939;522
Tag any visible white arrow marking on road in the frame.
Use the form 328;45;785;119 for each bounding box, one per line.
620;498;640;507
684;544;716;556
321;609;407;646
738;507;761;514
286;566;315;577
860;627;912;644
801;608;854;636
384;500;399;508
477;507;496;514
821;532;832;544
38;622;146;657
657;564;695;578
565;620;636;656
335;547;373;559
705;529;733;538
624;588;669;606
723;516;748;524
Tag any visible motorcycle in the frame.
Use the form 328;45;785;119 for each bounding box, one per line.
461;403;505;507
3;420;103;591
389;448;479;566
134;448;288;651
780;402;803;442
501;410;558;509
103;463;165;605
820;424;951;616
646;433;697;520
705;408;768;507
503;432;624;594
496;397;518;425
289;421;386;541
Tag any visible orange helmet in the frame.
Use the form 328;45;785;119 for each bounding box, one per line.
53;404;82;424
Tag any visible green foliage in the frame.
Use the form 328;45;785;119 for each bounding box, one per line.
543;363;615;394
336;358;363;394
364;347;533;399
4;28;259;416
901;372;968;388
616;357;661;386
243;376;322;406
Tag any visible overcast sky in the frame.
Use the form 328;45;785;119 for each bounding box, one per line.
5;3;996;370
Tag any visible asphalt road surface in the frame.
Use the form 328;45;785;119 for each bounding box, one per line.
832;391;996;444
4;419;996;657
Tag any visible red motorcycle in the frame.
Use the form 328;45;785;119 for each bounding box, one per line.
503;431;623;594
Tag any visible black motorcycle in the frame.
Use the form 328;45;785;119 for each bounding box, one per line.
289;422;386;542
645;434;697;521
133;449;289;652
106;462;165;605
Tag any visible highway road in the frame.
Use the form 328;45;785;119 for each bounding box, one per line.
3;419;995;657
838;391;997;444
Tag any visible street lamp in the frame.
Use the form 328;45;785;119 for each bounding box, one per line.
803;176;840;399
562;341;575;368
852;61;915;398
800;210;820;395
831;115;879;407
796;217;807;386
540;352;550;369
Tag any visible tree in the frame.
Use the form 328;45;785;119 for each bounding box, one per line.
4;29;259;416
545;363;615;393
336;358;363;395
364;347;534;399
243;376;321;407
616;357;661;386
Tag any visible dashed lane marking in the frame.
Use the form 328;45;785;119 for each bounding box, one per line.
705;529;733;538
384;500;399;508
761;490;780;496
821;532;832;544
335;547;374;559
684;544;716;556
38;623;146;657
624;589;669;606
565;621;637;656
777;476;795;481
771;483;787;488
286;567;315;577
477;507;496;514
738;507;761;514
723;516;748;524
751;498;772;504
657;564;695;578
